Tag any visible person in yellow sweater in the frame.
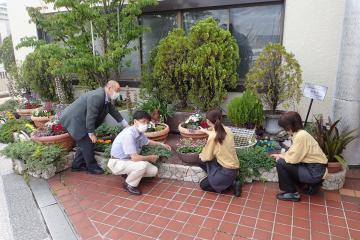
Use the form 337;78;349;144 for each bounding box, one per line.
198;109;241;194
271;112;328;202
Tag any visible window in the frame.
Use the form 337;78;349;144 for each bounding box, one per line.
141;13;177;63
183;9;229;32
119;40;141;80
230;4;283;78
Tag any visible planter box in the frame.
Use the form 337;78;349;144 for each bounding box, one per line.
16;107;40;119
144;123;170;142
31;133;75;151
31;115;53;129
167;111;194;133
178;123;208;139
176;152;201;165
12;158;56;179
322;168;346;190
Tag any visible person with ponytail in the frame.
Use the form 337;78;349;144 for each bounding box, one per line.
198;109;241;195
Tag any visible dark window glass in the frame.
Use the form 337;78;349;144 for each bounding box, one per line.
183;9;229;32
141;13;177;63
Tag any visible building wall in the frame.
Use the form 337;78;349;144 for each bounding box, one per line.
282;0;346;120
7;0;44;63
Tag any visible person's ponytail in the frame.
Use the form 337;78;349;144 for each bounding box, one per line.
214;118;226;144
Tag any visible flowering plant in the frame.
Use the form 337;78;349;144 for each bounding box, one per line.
32;117;66;137
32;108;55;117
18;98;41;110
182;113;208;130
146;122;166;132
176;138;207;154
95;139;112;152
0;111;15;121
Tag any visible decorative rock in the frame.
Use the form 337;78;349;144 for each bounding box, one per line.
13;159;26;175
322;169;347;190
40;165;56;179
95;155;109;170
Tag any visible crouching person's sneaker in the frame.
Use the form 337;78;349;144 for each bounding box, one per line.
233;179;242;197
123;182;141;195
276;192;300;202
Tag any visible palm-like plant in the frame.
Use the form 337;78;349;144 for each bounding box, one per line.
313;116;357;169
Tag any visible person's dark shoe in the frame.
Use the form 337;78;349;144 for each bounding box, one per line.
276;192;300;202
121;174;128;179
302;182;322;196
87;166;104;175
123;182;141;195
71;166;87;172
233;179;242;197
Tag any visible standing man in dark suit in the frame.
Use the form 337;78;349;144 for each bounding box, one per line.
60;80;129;174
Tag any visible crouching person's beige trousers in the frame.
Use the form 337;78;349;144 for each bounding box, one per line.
107;159;158;187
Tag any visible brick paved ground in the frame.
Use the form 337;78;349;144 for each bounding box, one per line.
48;169;360;240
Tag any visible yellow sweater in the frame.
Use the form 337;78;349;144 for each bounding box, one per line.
283;130;328;165
199;126;240;169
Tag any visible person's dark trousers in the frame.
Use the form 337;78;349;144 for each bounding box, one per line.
200;177;217;192
72;135;99;170
276;159;300;193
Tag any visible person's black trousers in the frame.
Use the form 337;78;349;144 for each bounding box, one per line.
276;159;301;193
72;135;99;170
276;159;325;193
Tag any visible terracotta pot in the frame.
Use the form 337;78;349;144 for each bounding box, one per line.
327;162;343;173
167;111;194;133
264;110;285;135
144;123;170;142
31;115;53;129
178;123;208;139
31;133;75;151
16;107;40;118
177;152;201;165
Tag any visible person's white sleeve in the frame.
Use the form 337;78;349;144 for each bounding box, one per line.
121;119;129;127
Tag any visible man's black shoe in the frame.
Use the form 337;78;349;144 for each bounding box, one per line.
121;174;128;179
87;167;104;175
71;166;87;172
302;182;322;196
123;182;141;195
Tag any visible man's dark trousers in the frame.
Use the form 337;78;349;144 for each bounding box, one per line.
72;136;98;170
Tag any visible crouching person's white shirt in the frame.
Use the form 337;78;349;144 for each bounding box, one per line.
107;126;158;187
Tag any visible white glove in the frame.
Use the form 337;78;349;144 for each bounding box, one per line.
121;119;129;127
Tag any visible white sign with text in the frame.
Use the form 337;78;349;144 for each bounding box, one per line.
303;83;328;101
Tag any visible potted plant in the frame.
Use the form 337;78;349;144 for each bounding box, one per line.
245;43;302;135
313;116;357;173
187;17;239;112
176;138;207;165
31;114;74;151
31;102;55;129
178;113;209;139
16;97;41;118
144;121;170;142
95;123;123;141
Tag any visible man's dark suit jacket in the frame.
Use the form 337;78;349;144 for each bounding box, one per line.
60;88;123;141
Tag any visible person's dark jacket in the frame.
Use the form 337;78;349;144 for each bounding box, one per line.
60;88;123;141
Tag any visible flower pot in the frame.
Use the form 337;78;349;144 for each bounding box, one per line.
31;115;53;129
167;111;194;133
327;162;343;173
322;168;346;190
177;152;201;165
31;132;75;151
264;110;285;135
178;123;208;139
16;107;40;118
144;123;170;142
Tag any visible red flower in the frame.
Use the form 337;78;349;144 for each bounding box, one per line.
200;120;209;128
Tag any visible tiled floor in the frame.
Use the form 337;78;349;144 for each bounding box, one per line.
48;170;360;240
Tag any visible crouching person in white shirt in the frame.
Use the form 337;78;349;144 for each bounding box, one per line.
108;111;171;195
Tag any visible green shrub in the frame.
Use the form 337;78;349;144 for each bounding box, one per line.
0;99;18;112
95;124;123;139
2;141;66;173
227;90;264;128
0;119;35;143
246;43;302;113
140;145;173;159
237;146;275;183
188;17;239;111
136;97;174;122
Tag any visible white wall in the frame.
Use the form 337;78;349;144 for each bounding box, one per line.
7;0;44;63
282;0;346;121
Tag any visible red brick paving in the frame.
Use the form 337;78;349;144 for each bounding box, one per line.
48;170;360;240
